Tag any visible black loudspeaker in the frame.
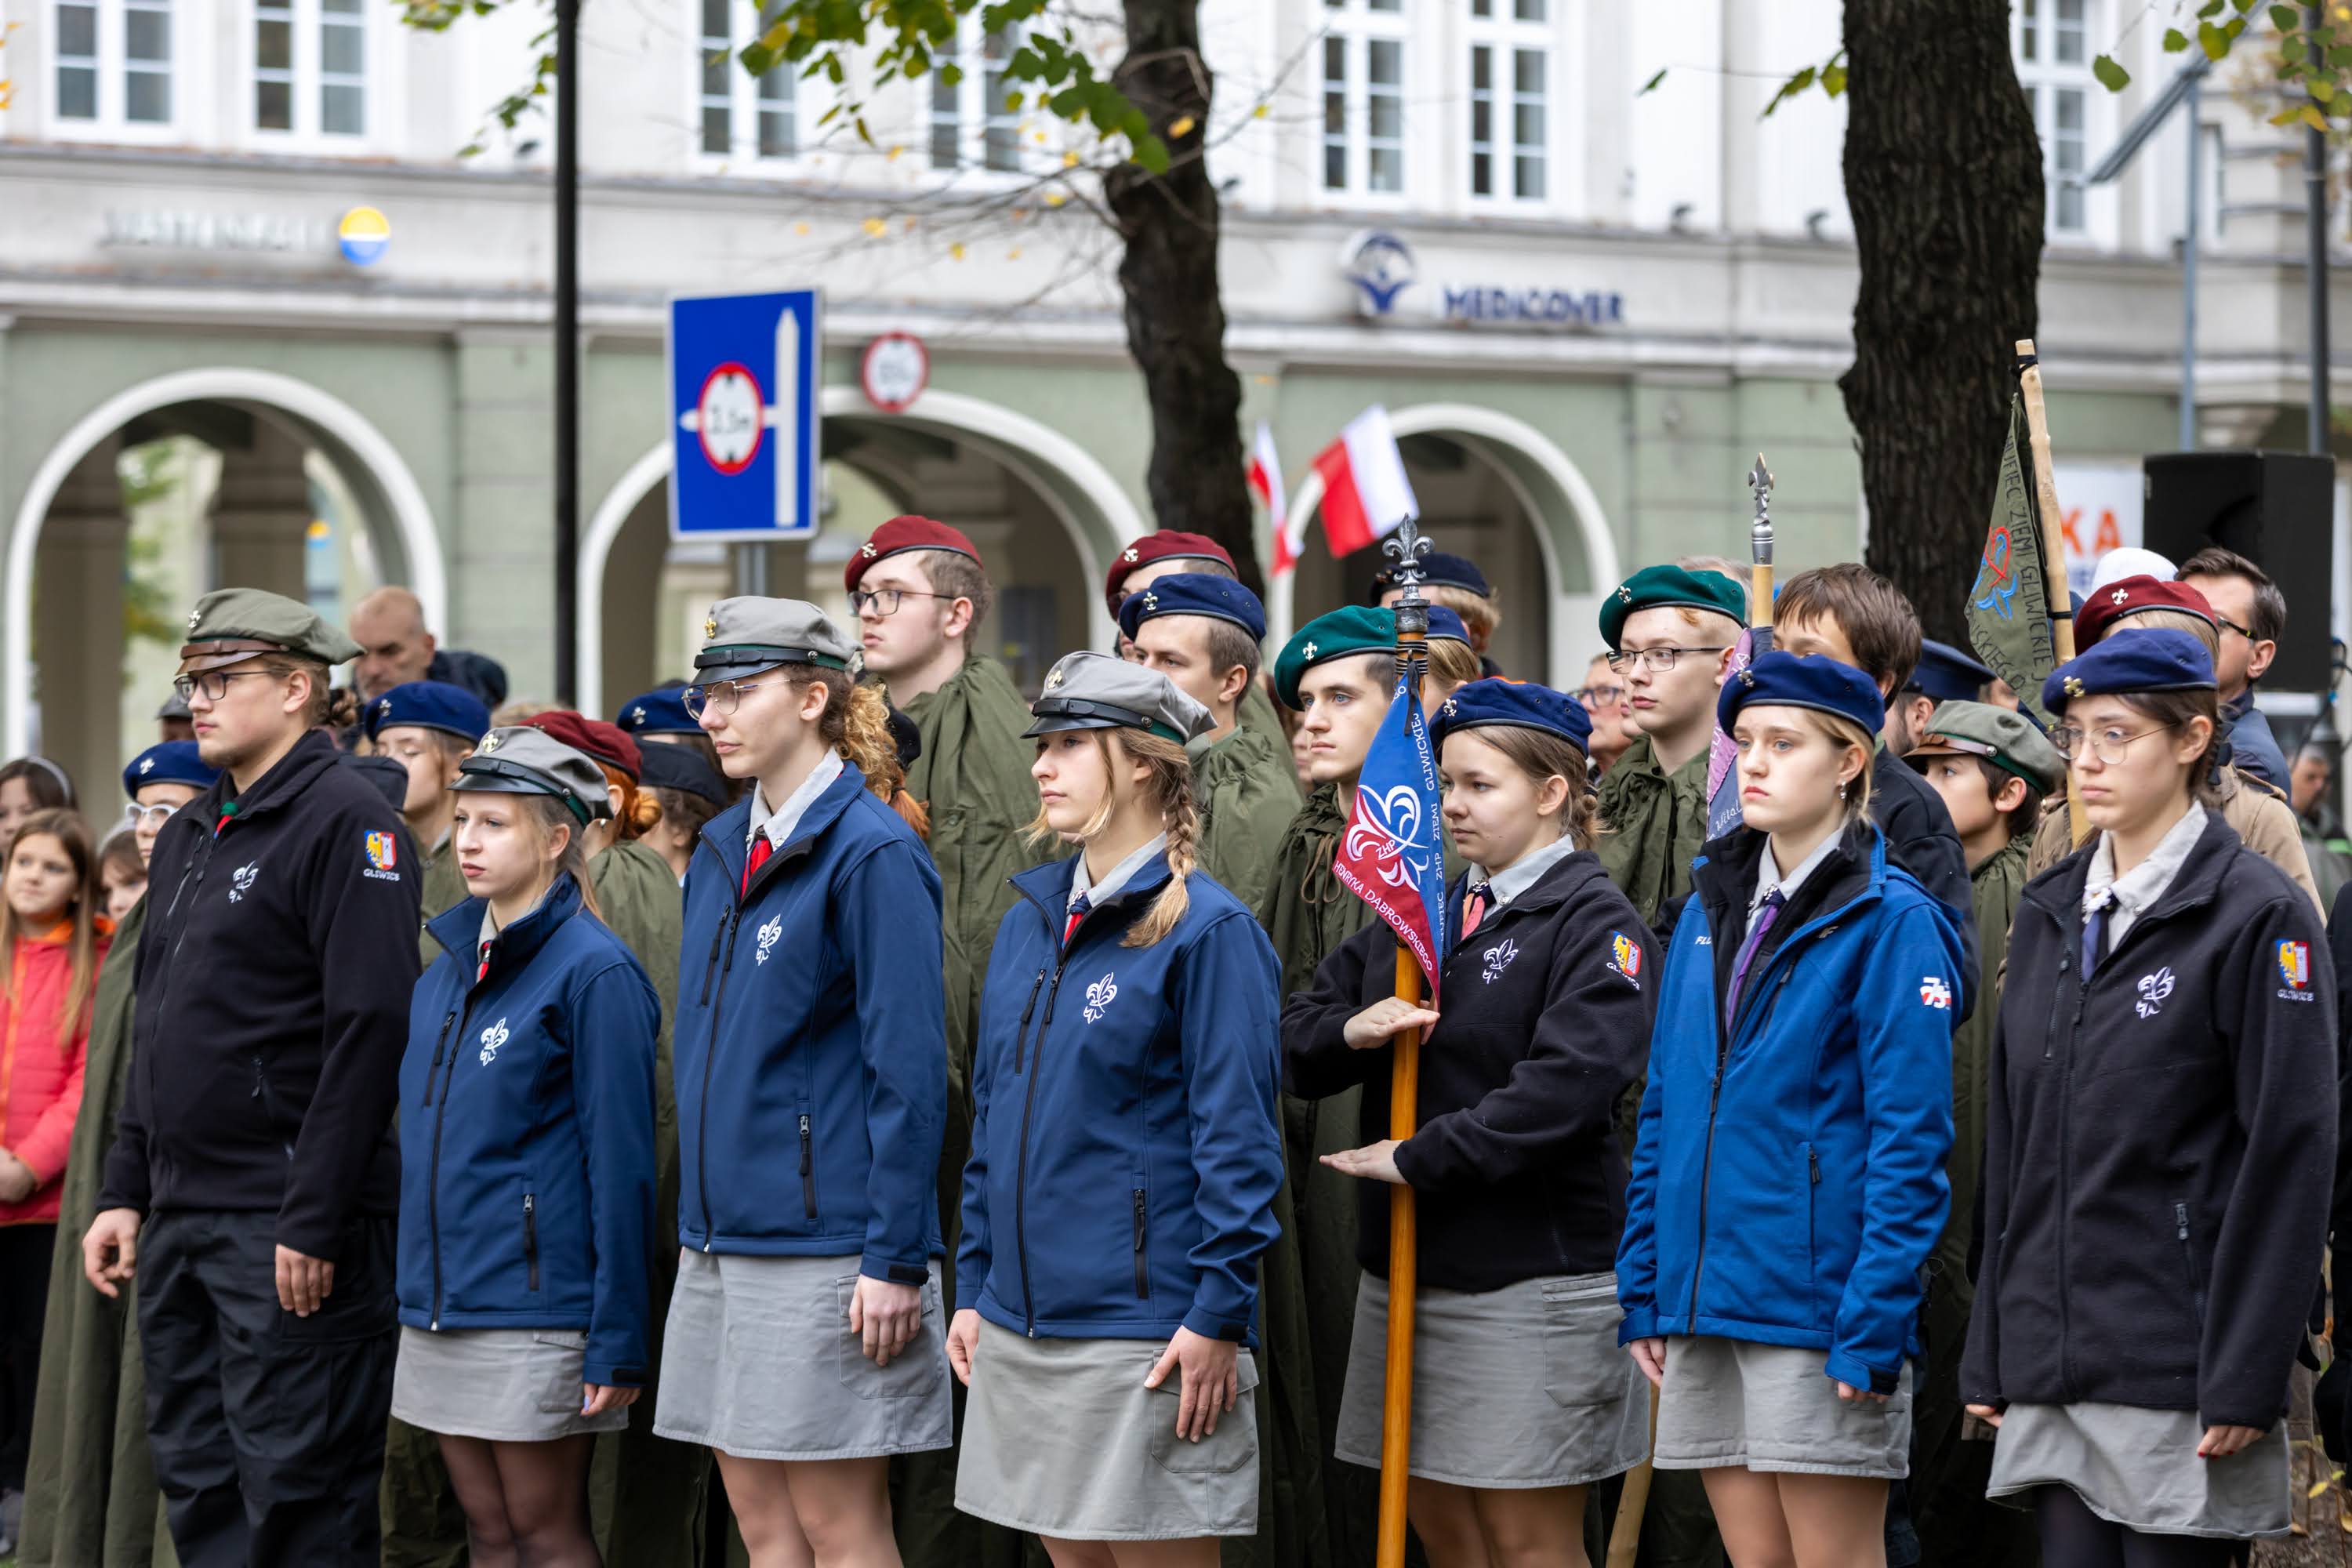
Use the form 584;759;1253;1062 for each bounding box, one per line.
2142;450;2336;691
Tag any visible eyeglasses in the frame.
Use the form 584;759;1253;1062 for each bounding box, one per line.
2212;612;2256;642
2049;720;2180;764
125;801;182;829
172;670;277;703
1605;646;1730;674
1573;684;1626;707
682;676;786;720
849;587;948;618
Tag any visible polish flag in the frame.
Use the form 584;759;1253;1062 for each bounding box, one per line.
1250;424;1304;576
1311;406;1419;558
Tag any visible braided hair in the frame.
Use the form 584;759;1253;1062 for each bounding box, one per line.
1021;728;1196;949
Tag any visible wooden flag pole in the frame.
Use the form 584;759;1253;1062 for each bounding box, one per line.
2016;338;2090;848
1377;517;1433;1568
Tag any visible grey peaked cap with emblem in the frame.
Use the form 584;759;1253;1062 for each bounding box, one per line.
692;596;858;683
456;726;614;826
1025;651;1213;745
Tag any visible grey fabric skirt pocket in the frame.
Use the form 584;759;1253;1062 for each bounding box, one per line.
390;1326;630;1443
1652;1334;1911;1479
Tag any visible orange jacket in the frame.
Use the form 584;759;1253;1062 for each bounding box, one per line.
2;920;109;1225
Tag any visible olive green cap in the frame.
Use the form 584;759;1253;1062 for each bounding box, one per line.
1912;699;2066;795
1272;606;1396;710
1597;564;1747;652
176;587;364;674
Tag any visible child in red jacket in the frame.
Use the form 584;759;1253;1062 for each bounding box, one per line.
0;807;107;1516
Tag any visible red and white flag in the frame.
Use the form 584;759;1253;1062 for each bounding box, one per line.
1311;406;1419;558
1250;423;1303;576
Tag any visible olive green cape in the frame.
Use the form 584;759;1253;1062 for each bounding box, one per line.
1593;735;1711;935
1188;724;1301;916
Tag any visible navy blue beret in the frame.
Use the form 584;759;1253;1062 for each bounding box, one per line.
615;685;699;736
1908;638;1994;703
1116;572;1267;644
636;735;731;808
122;741;218;800
365;681;490;744
2042;626;2215;716
1425;605;1470;647
1430;677;1593;754
1717;650;1886;739
1371;551;1492;601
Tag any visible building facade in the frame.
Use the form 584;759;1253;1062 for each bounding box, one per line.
2;0;2347;797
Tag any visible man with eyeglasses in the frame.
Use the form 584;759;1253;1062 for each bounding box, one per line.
1592;566;1747;938
82;589;421;1568
17;739;218;1566
844;515;1036;1563
1575;654;1632;775
2179;546;2292;791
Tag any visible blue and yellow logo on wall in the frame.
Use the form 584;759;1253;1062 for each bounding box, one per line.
337;206;390;266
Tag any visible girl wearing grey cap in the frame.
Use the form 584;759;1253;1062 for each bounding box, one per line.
950;652;1287;1560
659;597;954;1566
390;728;662;1566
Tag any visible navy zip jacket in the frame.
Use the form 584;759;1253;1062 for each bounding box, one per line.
957;852;1285;1345
1283;850;1658;1292
1962;811;2336;1429
1618;823;1962;1393
397;873;659;1387
100;728;423;1258
673;761;946;1282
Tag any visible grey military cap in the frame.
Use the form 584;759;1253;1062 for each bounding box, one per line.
456;726;615;826
1914;699;2067;795
1025;652;1213;745
691;597;857;684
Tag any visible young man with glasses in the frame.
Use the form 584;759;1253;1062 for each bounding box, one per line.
1593;565;1747;937
2179;546;2292;790
845;514;1035;1563
81;589;421;1568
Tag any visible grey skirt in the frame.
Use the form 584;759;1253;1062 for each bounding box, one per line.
652;1250;953;1461
955;1318;1260;1541
1986;1402;2290;1539
1334;1270;1650;1490
390;1326;630;1443
1653;1335;1911;1479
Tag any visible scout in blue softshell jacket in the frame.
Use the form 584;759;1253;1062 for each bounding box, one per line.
947;652;1287;1548
392;726;660;1470
1617;652;1962;1555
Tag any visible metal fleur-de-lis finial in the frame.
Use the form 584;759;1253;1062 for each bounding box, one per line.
1382;514;1434;640
1748;453;1775;568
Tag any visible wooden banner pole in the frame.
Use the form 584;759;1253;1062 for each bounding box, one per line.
2016;338;2089;848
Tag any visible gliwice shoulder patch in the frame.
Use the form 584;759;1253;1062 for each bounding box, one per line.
1607;931;1642;989
363;830;403;883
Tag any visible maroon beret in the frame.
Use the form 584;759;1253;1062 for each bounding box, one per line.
1103;531;1236;621
523;710;642;782
845;514;982;594
2074;574;2216;648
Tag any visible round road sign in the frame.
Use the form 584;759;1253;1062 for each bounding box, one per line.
696;361;764;475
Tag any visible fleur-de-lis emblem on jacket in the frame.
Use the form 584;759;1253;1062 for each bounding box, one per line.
1083;971;1119;1024
756;913;783;965
2136;967;2175;1019
1481;938;1519;985
228;862;259;902
478;1018;510;1065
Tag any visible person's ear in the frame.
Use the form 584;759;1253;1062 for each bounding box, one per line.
1712;646;1737;688
604;781;627;819
1994;775;2029;816
942;596;976;642
2249;637;2278;682
280;666;314;719
797;680;830;725
1535;773;1572;820
547;820;573;863
2176;715;2216;766
1218;664;1251;709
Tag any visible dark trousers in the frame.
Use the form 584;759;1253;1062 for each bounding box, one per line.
137;1210;396;1568
0;1222;54;1493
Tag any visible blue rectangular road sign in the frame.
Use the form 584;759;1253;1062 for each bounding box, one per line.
667;289;822;542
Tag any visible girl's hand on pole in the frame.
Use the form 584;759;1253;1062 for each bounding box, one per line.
1965;1403;2004;1428
1341;998;1441;1050
946;1308;982;1387
2198;1424;2263;1457
580;1385;638;1417
1320;1139;1406;1185
1145;1326;1239;1443
850;1275;924;1367
1628;1337;1668;1388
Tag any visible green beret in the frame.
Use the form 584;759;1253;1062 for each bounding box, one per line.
1598;565;1748;652
1273;606;1396;709
178;587;364;673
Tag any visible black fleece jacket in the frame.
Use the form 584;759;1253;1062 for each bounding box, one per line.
1962;811;2336;1429
1283;849;1659;1292
100;730;423;1258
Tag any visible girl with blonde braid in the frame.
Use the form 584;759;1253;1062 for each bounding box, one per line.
951;652;1287;1565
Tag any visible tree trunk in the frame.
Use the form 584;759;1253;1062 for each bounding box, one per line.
1105;0;1262;597
1839;0;2045;644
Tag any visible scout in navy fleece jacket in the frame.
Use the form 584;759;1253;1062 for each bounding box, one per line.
397;872;659;1388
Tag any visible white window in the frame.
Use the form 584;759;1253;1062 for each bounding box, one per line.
1323;0;1407;197
1468;0;1548;202
695;0;797;164
928;20;1022;173
252;0;370;140
49;0;174;132
2014;0;2092;237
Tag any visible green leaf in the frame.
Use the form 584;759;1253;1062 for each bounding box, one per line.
1132;132;1170;176
2234;0;2259;13
2223;15;2246;37
2273;3;2300;25
1762;64;1815;118
739;41;776;75
2284;34;2307;57
2198;0;2226;15
2328;42;2352;65
2198;19;2231;56
1822;60;1847;96
2092;53;2130;89
2164;27;2192;49
2311;74;2335;100
1638;67;1667;96
2305;103;2332;131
